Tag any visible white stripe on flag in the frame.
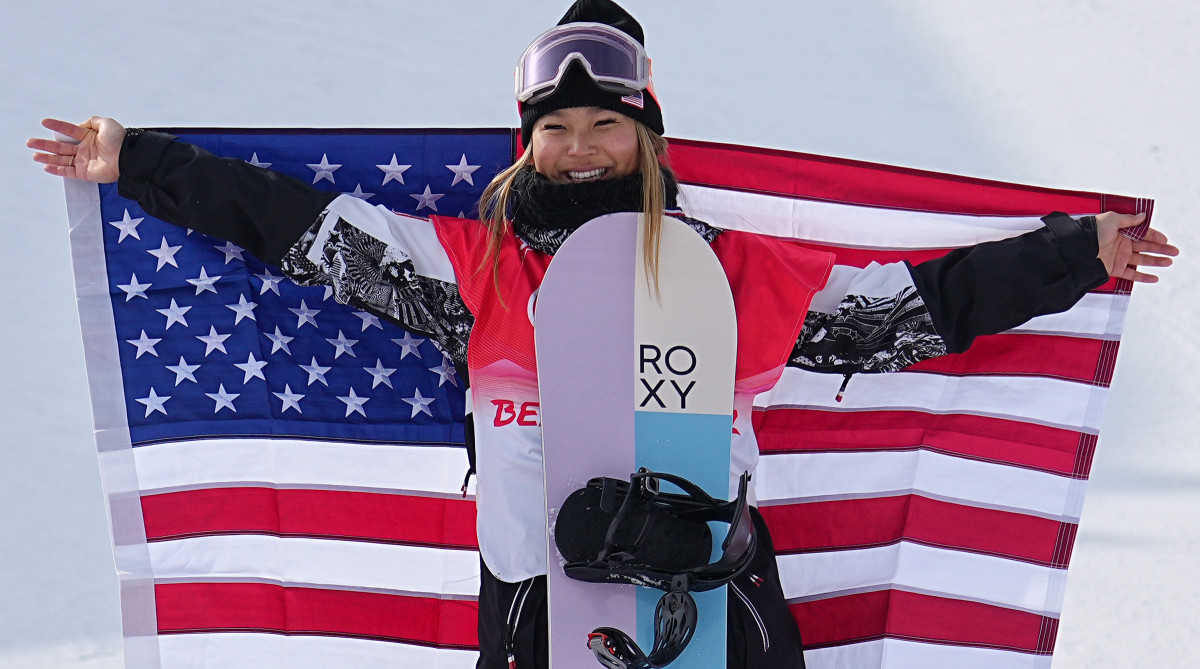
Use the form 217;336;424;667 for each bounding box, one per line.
158;632;478;669
132;439;470;495
679;183;1050;248
147;536;480;597
755;450;1088;521
779;542;1068;615
1011;292;1127;339
804;638;1053;669
760;368;1107;432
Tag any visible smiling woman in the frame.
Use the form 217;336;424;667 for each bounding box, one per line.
531;107;640;183
21;0;1178;668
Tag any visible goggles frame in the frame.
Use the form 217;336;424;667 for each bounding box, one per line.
515;22;650;104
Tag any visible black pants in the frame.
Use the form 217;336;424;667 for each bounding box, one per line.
476;508;805;669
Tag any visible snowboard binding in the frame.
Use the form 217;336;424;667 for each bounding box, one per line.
555;469;756;668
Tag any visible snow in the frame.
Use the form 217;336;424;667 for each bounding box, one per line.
1;1;1196;666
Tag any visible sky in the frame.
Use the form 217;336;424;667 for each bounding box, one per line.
1;1;1197;667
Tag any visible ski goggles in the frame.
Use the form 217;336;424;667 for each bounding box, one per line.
515;22;650;104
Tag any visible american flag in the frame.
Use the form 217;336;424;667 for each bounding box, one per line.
64;129;1148;669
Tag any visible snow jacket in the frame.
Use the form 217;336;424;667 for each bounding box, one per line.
116;129;1111;581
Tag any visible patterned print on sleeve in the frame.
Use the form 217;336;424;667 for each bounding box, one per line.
282;211;475;364
790;285;947;374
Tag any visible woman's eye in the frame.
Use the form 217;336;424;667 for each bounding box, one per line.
595;119;617;127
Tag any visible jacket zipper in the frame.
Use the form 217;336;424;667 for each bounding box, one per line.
730;580;769;653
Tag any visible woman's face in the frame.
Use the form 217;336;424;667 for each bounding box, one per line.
530;107;640;184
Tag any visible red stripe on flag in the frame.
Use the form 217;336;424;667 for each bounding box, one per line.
790;241;1125;293
668;138;1143;218
792;589;1058;653
142;488;479;549
155;582;479;649
760;495;1073;566
753;408;1086;476
905;333;1109;384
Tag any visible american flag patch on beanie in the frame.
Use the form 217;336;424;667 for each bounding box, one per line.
620;91;644;109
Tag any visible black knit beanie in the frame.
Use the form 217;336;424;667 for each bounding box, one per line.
518;0;664;147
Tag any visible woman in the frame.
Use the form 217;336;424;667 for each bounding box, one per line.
27;1;1175;667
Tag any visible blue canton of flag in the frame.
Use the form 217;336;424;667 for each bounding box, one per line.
100;129;515;446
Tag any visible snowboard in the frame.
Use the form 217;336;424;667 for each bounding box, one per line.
536;212;737;668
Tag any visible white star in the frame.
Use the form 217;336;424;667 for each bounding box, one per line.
226;294;258;324
346;183;375;200
196;326;231;356
205;384;240;413
187;266;222;295
322;285;335;301
352;310;383;331
215;241;245;264
156;298;191;330
273;384;304;414
364;359;396;389
117;273;152;301
307;153;341;184
265;326;294;355
234;351;268;383
255;268;284;296
377;154;412;185
289;300;321;329
126;330;161;359
338;387;370;418
108;209;143;242
411;185;445;212
429;357;459;388
247;152;271;169
165;356;200;386
148;237;183;271
300;357;331;386
326;330;359;359
402;388;435;418
446;154;481;187
392;331;424;359
136;388;170;417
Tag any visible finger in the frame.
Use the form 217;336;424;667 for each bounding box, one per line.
26;137;78;156
42;163;73;178
1116;212;1148;229
1134;239;1180;257
41;118;91;142
1122;267;1160;283
31;152;74;168
1137;228;1178;252
1130;253;1173;268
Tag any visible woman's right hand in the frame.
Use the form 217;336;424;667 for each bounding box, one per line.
27;117;125;183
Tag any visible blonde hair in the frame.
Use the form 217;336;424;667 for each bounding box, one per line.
477;120;671;300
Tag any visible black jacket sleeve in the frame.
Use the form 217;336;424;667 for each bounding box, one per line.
909;212;1110;353
789;212;1110;376
116;128;336;266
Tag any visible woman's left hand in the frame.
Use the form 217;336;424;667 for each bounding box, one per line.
1095;211;1178;283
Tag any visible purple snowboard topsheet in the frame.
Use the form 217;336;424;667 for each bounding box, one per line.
537;212;736;669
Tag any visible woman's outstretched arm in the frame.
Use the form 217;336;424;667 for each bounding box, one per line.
28;117;336;266
790;211;1177;375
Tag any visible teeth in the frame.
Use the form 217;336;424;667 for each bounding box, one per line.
567;168;606;181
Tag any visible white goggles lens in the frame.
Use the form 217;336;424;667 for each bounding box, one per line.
515;22;649;104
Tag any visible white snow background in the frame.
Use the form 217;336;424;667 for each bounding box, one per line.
1;1;1196;667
